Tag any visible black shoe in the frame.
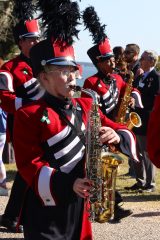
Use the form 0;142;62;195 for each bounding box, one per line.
142;186;156;193
124;183;143;191
0;215;23;233
122;172;135;178
113;206;133;222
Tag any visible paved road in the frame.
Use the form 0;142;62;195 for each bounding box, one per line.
0;195;160;240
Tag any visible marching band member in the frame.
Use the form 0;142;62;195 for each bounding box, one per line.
81;6;142;222
0;0;42;232
12;1;139;239
82;7;143;122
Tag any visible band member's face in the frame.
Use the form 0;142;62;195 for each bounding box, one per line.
97;57;115;75
19;37;40;58
39;65;78;99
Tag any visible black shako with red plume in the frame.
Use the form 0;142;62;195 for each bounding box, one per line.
82;6;114;66
12;0;40;44
82;6;107;44
30;0;81;76
37;0;81;45
13;0;37;22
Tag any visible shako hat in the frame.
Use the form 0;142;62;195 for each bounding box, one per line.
12;1;40;44
30;0;81;77
83;6;114;66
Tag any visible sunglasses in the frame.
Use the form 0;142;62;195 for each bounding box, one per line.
124;51;134;55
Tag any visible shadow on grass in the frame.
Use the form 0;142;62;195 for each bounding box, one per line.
132;211;160;218
123;194;160;202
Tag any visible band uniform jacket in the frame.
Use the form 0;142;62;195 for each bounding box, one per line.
82;72;143;120
147;94;160;168
133;68;160;136
13;94;139;239
0;53;44;141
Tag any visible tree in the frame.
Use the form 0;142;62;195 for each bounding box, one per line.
0;0;19;60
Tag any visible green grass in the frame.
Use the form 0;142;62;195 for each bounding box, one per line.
5;157;160;202
5;163;17;182
117;155;160;202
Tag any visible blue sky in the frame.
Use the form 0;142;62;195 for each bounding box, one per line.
74;0;160;62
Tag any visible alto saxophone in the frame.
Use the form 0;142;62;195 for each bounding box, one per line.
116;70;142;129
72;86;123;223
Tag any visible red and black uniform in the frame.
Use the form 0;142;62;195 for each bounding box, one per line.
82;72;143;120
14;93;138;239
0;53;44;230
147;95;160;168
0;53;44;140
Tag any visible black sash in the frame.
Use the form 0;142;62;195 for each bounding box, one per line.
42;95;86;169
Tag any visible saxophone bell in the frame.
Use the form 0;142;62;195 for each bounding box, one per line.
126;112;142;130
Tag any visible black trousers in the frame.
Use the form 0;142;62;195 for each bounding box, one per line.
132;135;156;187
4;172;27;220
23;188;83;240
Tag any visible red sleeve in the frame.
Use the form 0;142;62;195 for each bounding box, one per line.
13;108;47;187
114;74;143;108
147;95;160;168
100;110;139;161
131;88;143;108
81;77;95;98
77;98;139;162
0;90;16;113
0;69;16;113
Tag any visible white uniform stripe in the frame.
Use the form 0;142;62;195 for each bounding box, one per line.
54;136;81;159
24;78;37;88
0;71;14;92
81;122;85;131
60;146;85;173
15;97;22;110
103;89;118;103
30;89;45;100
38;166;56;206
47;114;75;146
105;103;116;113
117;129;139;162
131;91;144;108
102;90;110;99
27;82;41;95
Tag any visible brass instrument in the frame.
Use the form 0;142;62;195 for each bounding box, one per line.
115;70;142;130
72;86;123;223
